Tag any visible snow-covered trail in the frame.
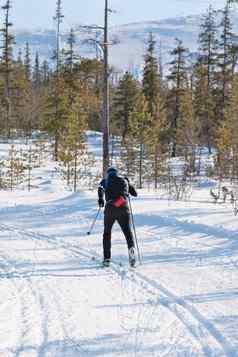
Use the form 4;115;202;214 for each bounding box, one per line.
0;176;238;356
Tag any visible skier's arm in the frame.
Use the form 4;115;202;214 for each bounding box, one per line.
124;177;138;197
98;179;105;207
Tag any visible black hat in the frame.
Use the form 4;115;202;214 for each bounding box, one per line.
107;166;118;175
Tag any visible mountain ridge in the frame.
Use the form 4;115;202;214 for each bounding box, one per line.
13;11;238;73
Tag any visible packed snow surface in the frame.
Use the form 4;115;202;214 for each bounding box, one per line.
0;138;238;356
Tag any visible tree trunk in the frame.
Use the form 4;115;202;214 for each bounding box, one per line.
139;142;143;189
154;144;159;190
73;152;77;192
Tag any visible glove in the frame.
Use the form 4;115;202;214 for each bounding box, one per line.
98;198;104;208
129;185;138;197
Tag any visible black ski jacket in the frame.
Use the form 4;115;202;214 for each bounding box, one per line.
98;175;137;203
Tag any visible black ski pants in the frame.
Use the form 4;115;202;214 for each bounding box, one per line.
103;204;134;259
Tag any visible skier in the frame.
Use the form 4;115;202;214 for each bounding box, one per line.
98;167;138;267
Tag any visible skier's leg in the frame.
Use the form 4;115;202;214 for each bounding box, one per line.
117;209;136;266
103;207;115;260
117;209;134;250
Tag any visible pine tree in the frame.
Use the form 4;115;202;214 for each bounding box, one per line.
6;145;26;190
58;99;86;192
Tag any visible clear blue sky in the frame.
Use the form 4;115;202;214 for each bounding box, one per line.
12;0;227;30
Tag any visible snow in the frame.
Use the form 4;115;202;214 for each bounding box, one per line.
0;137;238;356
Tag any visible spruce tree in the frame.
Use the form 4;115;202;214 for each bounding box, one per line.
167;39;188;157
195;6;219;153
217;0;235;118
41;60;50;85
150;93;169;188
11;56;34;137
177;86;199;170
216;77;238;178
24;42;31;81
142;33;169;186
198;5;218;89
33;52;41;87
11;59;25;132
194;63;216;153
126;93;151;187
142;33;160;118
0;0;14;136
44;76;67;146
77;58;103;131
64;28;78;105
17;49;23;65
113;71;140;141
64;28;76;74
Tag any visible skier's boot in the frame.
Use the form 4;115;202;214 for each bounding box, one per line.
102;258;111;267
128;247;136;267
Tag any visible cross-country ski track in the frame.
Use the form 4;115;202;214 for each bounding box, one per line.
0;176;238;356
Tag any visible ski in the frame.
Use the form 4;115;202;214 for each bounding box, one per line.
102;259;111;268
101;258;139;269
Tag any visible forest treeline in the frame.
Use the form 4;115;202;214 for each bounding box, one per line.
0;0;238;188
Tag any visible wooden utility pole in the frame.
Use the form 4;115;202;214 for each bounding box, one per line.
102;0;110;175
75;0;111;175
53;0;64;161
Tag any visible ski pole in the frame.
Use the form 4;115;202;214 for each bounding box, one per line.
87;207;101;235
128;195;142;264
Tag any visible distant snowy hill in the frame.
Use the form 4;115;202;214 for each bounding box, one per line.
14;12;238;74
